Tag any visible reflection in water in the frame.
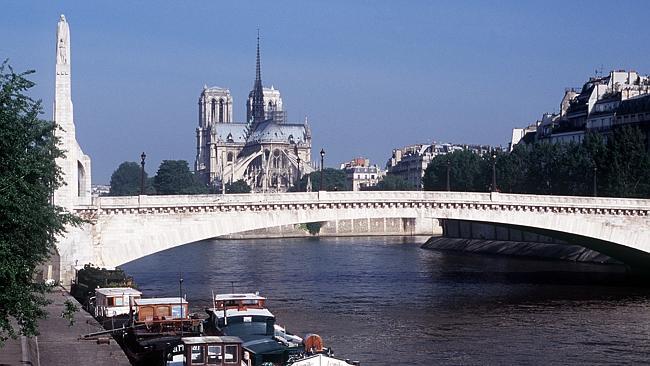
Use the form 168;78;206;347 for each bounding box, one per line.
121;236;650;365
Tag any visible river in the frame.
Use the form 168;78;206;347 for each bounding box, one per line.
121;236;650;365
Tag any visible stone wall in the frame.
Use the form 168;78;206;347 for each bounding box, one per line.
220;217;442;239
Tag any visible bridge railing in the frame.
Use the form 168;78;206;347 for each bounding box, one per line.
82;191;650;211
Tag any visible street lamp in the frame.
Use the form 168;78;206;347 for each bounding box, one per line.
491;153;497;192
320;148;325;191
446;159;451;191
179;273;184;336
140;152;146;195
294;145;301;191
593;165;598;197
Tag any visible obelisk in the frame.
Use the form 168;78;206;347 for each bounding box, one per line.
53;14;92;208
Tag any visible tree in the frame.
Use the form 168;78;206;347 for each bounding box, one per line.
423;150;488;191
153;160;208;195
374;174;412;190
299;168;347;191
225;179;251;194
108;161;153;196
0;62;79;343
604;126;650;197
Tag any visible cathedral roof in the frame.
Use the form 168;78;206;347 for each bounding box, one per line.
246;119;309;144
212;123;248;143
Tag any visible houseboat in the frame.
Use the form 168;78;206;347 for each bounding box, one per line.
285;334;359;366
94;287;142;318
205;293;303;365
121;297;203;365
165;336;251;366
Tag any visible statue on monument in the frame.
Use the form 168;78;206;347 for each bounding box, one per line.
57;14;69;65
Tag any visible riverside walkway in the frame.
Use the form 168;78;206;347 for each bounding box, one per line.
0;287;129;366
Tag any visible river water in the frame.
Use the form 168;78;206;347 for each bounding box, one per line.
121;236;650;365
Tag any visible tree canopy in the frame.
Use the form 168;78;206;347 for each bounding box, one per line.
0;62;78;343
108;161;153;196
298;168;347;191
153;160;208;195
423;128;650;198
364;174;412;191
225;179;251;194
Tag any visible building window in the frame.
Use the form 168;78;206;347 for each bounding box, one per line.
219;99;225;123
211;99;217;122
227;152;233;163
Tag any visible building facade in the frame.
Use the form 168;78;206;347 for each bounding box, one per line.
340;158;385;191
511;70;650;148
194;37;313;192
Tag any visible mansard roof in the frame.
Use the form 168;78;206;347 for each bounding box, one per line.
617;94;650;115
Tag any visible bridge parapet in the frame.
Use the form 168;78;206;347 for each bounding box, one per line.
76;191;650;220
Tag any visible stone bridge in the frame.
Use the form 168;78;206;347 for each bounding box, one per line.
59;191;650;280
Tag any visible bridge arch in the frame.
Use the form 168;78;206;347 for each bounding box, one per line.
71;191;650;271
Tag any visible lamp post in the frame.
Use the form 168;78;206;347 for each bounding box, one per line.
593;165;598;197
179;273;184;335
446;159;451;191
140;152;146;195
320;148;325;191
491;153;497;192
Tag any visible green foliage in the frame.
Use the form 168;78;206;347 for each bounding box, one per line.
299;222;323;235
300;168;347;191
61;299;79;326
153;160;208;195
423;127;650;198
423;149;490;191
108;161;153;195
371;174;412;191
225;179;251;194
0;61;79;343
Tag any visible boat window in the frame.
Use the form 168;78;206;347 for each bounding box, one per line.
156;306;170;317
191;345;205;364
172;305;183;318
114;297;123;306
224;345;238;363
107;297;114;306
242;299;258;305
207;345;222;364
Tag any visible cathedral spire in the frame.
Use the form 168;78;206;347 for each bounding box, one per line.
252;29;265;124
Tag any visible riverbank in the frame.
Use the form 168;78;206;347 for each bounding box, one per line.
0;286;129;366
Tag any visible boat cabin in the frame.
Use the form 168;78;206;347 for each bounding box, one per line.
213;293;266;311
133;297;190;323
166;336;249;366
94;287;141;318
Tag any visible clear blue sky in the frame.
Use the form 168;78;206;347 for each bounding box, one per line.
3;1;650;184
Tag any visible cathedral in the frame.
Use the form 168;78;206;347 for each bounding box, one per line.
194;36;313;192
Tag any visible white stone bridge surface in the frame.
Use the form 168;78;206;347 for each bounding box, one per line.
62;191;650;274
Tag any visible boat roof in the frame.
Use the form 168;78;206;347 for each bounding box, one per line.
242;338;289;355
95;287;141;296
289;354;352;366
134;297;187;305
182;336;242;345
208;308;274;319
214;293;265;301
